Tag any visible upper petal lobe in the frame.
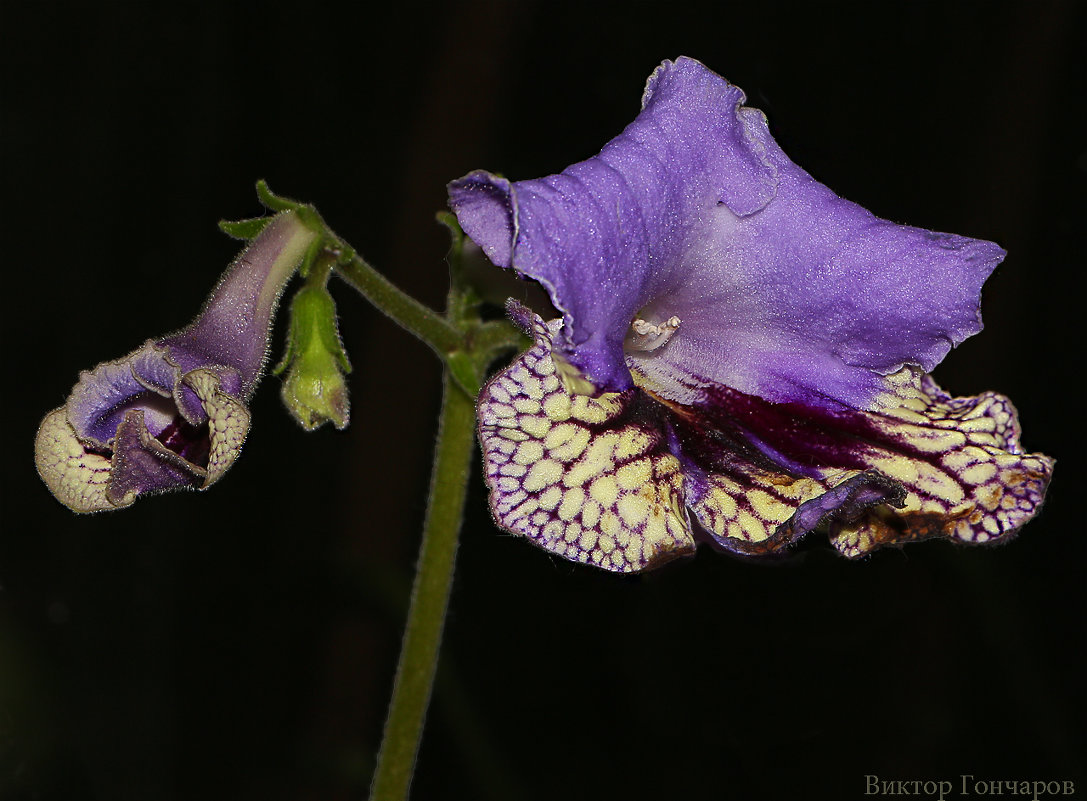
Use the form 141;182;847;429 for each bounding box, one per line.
450;57;1004;411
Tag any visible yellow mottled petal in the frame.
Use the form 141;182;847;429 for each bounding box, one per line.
477;311;694;573
35;408;128;513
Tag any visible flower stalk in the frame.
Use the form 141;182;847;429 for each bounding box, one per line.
246;185;525;800
369;371;476;801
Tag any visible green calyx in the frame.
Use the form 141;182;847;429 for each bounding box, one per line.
276;284;352;430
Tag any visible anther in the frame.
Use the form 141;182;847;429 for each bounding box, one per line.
627;316;681;352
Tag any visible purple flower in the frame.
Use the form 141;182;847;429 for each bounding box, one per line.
35;212;318;512
449;57;1053;572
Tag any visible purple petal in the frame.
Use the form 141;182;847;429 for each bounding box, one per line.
686;467;906;557
129;340;182;395
450;57;1003;410
784;471;905;536
66;344;177;445
107;409;205;506
128;341;221;426
160;212;316;398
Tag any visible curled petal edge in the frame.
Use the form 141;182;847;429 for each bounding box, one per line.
35;367;251;513
475;302;1053;572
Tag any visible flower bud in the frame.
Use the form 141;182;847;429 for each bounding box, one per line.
277;284;351;430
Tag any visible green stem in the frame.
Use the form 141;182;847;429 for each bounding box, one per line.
252;183;520;797
251;181;464;358
470;319;532;360
334;250;464;357
369;371;476;801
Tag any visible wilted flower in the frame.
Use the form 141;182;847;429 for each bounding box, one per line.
449;57;1053;572
36;212;318;512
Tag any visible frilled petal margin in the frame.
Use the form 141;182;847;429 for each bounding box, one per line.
477;304;1053;573
450;57;1005;412
36;343;251;512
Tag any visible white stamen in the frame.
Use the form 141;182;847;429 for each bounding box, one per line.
627;316;681;352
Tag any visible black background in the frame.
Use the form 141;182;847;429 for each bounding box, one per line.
2;2;1083;799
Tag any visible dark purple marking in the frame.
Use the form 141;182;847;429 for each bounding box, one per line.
661;380;952;481
660;383;878;478
155;418;212;468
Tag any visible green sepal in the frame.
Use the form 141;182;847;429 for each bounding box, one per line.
272;336;293;376
438;211;485;330
255;180;327;237
298;235;326;280
256;179;303;212
446;351;482;397
275;283;349;370
435;211;463;249
218;216;273;240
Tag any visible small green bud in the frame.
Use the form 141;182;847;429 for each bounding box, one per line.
276;284;351;430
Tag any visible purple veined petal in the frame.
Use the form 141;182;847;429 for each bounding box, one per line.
827;372;1054;556
669;366;1052;557
476;304;695;573
472;305;1052;570
450;56;1004;411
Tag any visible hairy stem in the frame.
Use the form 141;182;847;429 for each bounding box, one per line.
369;371;476;801
334;251;464;356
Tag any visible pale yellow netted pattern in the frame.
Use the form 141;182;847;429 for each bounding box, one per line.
185;369;251;487
479;308;1052;569
477;315;694;573
34;408;124;513
828;370;1053;557
653;365;1051;558
684;466;854;551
